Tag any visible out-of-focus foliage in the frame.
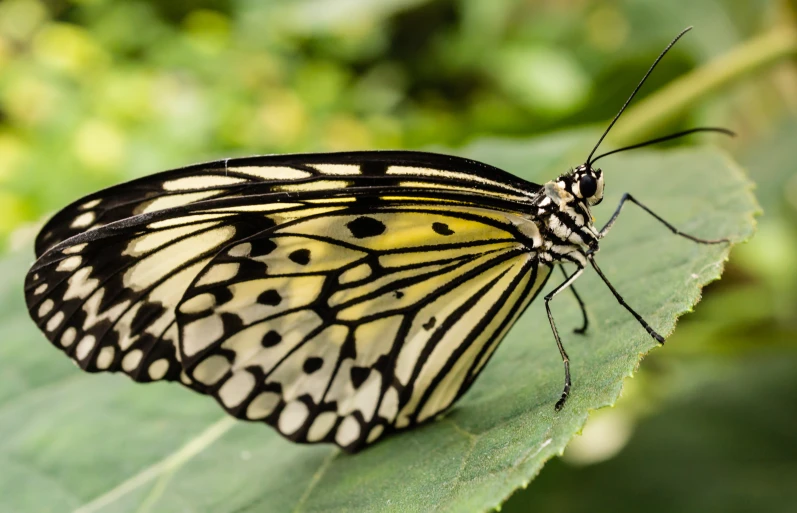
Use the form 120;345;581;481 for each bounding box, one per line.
0;0;796;511
0;0;789;244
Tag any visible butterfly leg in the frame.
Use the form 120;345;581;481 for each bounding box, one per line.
587;254;665;343
545;265;585;411
598;193;729;244
559;264;588;334
592;192;728;344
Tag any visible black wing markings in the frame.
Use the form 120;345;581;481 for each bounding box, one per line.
172;207;543;450
35;151;541;256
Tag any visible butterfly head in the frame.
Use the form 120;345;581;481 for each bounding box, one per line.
570;164;604;206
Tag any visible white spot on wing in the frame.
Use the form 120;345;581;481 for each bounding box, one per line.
191;354;230;386
38;299;54;318
230;166;311;180
148;214;230;230
75;335;96;360
179;293;216;314
353;372;381;422
306;411;337;442
378;387;399;421
124;222;219;256
335;415;361;447
246;392;280;419
70;212;95;228
162;175;246;191
308;164;361;175
140;191;217;214
219;371;255;408
96;346;115;370
366;425;384;444
122;349;143;371
61;327;77;347
148;358;169;380
46;311;64;332
56;256;82;272
182;315;225;357
195;263;239;287
63;267;99;300
81;199;101;210
275;180;350;192
62;243;87;255
228;242;251;258
279;401;309;435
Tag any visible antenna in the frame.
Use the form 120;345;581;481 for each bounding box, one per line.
585;27;693;166
590;127;735;164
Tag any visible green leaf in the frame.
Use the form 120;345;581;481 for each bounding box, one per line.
502;354;797;513
0;136;757;512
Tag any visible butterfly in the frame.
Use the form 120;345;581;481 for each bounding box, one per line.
24;28;731;452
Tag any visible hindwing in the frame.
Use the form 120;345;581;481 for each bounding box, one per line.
174;206;549;450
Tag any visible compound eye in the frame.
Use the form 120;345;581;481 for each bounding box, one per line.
579;174;598;198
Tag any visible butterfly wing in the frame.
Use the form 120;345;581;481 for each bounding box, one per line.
25;204;290;387
35;151;537;256
25;151;543;445
175;205;550;451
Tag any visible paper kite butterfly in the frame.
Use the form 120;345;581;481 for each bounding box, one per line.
24;28;731;452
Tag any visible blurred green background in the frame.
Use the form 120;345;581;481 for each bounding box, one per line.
0;0;795;511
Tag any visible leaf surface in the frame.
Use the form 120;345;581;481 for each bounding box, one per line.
0;136;757;512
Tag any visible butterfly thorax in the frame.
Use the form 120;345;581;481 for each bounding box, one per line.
528;164;604;266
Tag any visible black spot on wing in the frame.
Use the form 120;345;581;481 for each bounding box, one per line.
432;222;454;236
288;249;311;265
257;289;282;306
302;357;324;374
422;316;436;330
261;330;282;347
346;216;386;238
250;239;277;257
350;366;370;389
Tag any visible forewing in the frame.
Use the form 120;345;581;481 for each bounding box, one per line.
35;151;539;256
35;164;261;257
175;206;549;451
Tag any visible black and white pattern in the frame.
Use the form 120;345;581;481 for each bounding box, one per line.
25;152;557;450
175;207;547;450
